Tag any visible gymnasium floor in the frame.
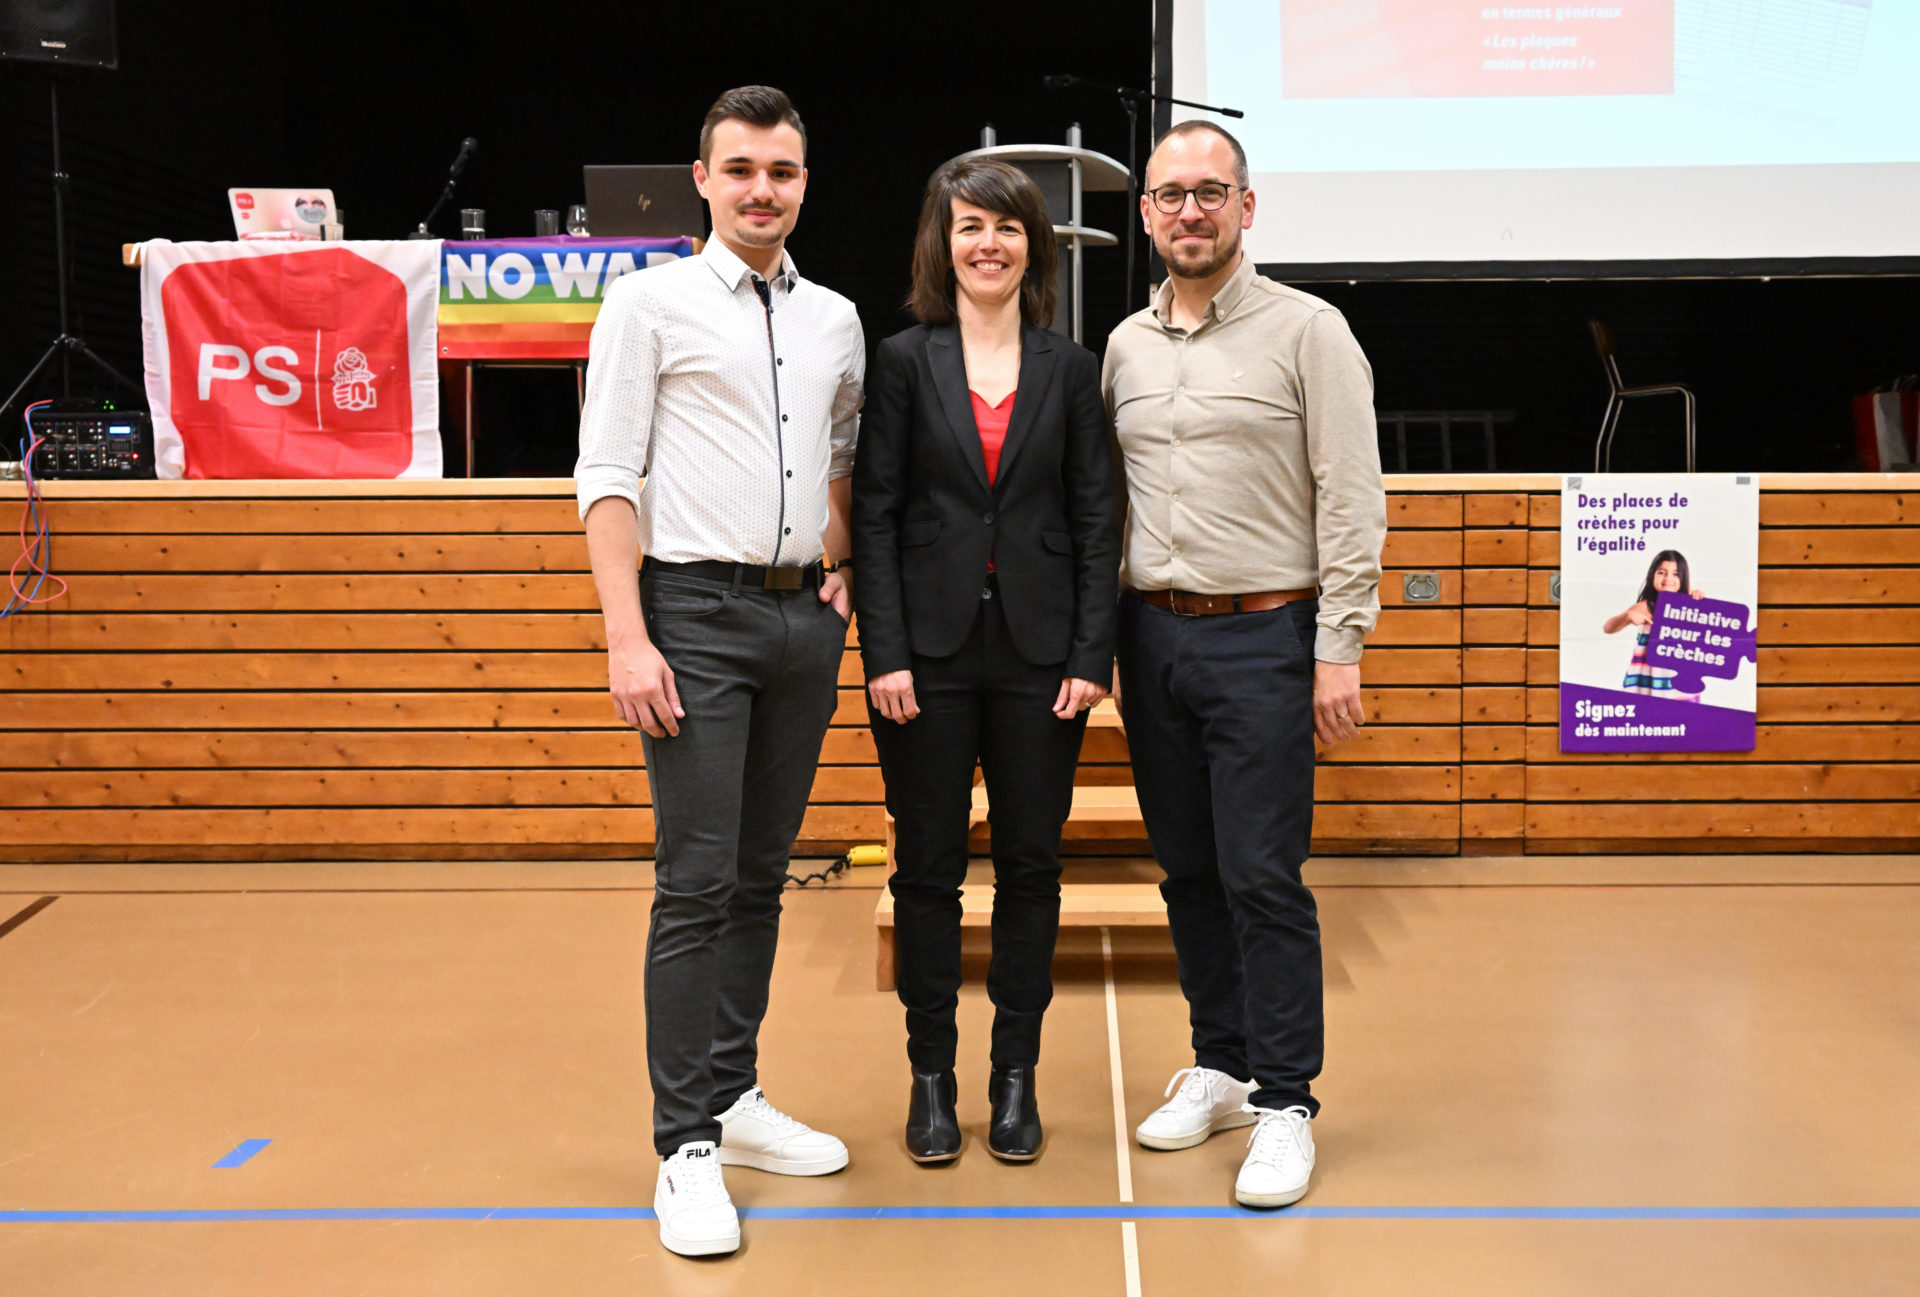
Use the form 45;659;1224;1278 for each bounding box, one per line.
4;859;1919;1295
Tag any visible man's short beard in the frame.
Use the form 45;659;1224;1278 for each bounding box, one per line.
1163;224;1241;280
731;207;787;247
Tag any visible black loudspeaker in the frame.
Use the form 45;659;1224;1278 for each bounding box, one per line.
0;0;118;69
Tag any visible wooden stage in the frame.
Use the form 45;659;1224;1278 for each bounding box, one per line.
1;472;1911;866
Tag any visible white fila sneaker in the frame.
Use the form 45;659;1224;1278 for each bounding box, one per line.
654;1141;739;1257
1134;1067;1259;1150
715;1086;849;1176
1234;1105;1315;1208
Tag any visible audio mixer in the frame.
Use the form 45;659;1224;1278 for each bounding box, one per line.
25;400;157;479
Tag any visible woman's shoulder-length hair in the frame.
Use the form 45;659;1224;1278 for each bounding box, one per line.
907;158;1059;328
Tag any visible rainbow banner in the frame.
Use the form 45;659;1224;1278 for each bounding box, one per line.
437;235;698;360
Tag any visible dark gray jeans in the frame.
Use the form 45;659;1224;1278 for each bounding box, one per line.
638;566;845;1155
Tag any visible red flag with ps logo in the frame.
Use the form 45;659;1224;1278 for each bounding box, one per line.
140;240;442;478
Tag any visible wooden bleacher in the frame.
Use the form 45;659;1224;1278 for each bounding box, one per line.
0;475;1909;895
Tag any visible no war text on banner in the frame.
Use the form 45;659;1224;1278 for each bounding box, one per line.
438;236;698;360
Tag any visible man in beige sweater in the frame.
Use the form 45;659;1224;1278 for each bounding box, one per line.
1103;120;1386;1209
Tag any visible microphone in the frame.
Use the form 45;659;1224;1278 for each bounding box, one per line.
450;137;478;179
1042;74;1082;89
411;137;481;238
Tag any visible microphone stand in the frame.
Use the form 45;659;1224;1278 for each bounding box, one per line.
410;140;477;239
1044;75;1243;312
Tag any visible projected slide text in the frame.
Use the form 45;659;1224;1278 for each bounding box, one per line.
1281;3;1674;99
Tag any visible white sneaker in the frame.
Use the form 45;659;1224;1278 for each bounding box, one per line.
715;1086;849;1176
654;1141;739;1257
1234;1105;1315;1208
1134;1066;1258;1150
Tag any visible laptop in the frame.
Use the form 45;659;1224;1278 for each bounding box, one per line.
228;188;335;239
583;165;706;238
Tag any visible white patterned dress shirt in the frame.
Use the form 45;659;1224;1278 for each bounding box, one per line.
574;239;865;566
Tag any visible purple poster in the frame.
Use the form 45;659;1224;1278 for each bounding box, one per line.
1559;475;1759;753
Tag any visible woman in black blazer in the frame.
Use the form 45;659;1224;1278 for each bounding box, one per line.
852;158;1119;1165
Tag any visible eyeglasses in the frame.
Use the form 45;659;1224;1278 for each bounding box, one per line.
1147;182;1244;214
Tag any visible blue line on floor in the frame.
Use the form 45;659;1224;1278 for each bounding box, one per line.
4;1205;1920;1224
210;1141;272;1169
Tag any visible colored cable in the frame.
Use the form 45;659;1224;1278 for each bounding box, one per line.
2;400;68;617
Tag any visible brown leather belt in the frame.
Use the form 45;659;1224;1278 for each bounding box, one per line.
1131;585;1318;617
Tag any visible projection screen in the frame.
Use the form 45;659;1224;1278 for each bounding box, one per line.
1160;1;1920;276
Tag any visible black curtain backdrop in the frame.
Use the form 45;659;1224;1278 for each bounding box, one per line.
2;0;1915;472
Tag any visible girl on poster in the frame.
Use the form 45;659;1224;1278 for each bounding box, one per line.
1602;549;1706;701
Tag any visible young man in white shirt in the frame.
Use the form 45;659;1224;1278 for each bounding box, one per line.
575;85;864;1259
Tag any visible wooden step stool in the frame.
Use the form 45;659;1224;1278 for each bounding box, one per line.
873;701;1163;989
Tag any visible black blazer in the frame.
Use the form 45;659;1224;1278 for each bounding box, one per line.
852;321;1119;683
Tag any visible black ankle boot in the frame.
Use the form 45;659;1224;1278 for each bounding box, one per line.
987;1066;1042;1162
905;1069;961;1163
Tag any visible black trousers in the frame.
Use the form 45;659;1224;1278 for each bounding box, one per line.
1115;591;1324;1116
871;583;1089;1072
638;566;846;1155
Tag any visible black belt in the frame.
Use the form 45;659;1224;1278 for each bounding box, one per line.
643;556;825;591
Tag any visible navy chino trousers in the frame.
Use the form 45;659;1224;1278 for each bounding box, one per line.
1115;590;1325;1115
